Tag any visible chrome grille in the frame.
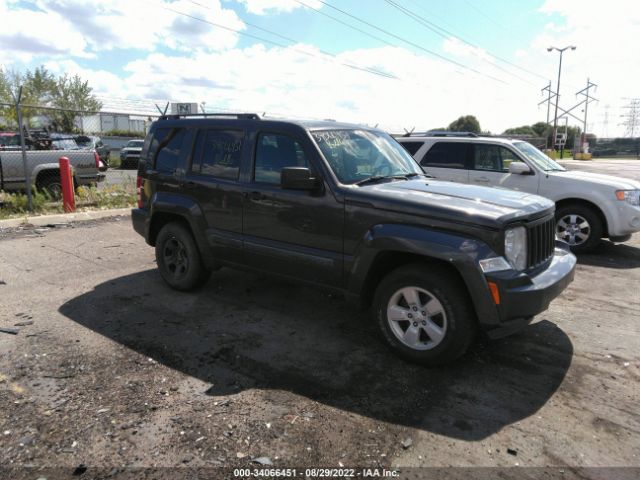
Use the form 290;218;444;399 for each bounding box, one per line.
527;217;555;268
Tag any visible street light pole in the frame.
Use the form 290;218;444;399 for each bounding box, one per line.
548;45;576;156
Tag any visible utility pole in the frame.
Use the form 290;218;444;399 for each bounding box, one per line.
548;45;576;155
576;78;598;153
11;86;33;211
620;98;640;137
538;81;556;149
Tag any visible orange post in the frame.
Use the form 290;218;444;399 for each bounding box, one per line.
58;156;76;213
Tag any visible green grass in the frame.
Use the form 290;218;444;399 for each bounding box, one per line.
0;183;136;220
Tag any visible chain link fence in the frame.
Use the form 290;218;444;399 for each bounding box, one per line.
0;100;157;216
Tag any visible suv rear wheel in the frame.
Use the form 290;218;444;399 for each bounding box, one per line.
555;203;603;254
373;264;476;365
155;222;211;291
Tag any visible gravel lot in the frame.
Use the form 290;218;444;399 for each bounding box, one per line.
1;161;640;479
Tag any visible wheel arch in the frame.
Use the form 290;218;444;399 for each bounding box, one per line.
555;197;609;237
346;224;501;327
148;212;191;246
360;251;467;308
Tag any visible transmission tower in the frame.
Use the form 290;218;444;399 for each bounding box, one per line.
620;99;640;137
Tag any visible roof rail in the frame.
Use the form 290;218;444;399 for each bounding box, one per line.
158;113;261;120
399;131;479;138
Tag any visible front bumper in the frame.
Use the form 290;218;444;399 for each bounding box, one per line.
607;202;640;238
483;244;576;339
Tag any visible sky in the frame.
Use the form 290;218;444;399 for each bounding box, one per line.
0;0;638;137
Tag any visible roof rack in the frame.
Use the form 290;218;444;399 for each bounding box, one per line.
402;130;478;138
158;113;261;120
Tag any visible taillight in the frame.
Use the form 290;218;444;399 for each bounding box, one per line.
94;150;101;168
137;176;145;208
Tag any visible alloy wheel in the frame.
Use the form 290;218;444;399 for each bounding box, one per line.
557;214;591;246
163;236;189;278
386;286;447;351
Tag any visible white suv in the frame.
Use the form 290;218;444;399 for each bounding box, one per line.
397;134;640;253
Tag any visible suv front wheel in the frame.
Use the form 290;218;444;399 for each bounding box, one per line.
373;264;476;365
155;222;211;291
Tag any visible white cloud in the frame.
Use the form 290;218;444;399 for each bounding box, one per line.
2;0;638;137
0;0;91;63
0;0;244;63
235;0;322;15
102;43;541;135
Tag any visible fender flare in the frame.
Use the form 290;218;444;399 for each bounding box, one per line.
347;223;501;326
147;192;212;265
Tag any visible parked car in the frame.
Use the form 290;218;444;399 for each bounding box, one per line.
0;148;105;198
76;135;110;170
50;134;80;151
0;132;22;151
131;114;576;365
119;139;144;168
397;133;640;253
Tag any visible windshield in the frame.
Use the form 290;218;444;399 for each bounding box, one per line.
127;140;144;148
514;141;566;172
311;129;422;184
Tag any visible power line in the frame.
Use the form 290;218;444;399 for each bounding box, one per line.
383;0;536;86
299;0;508;84
151;0;398;80
461;0;512;35
383;0;546;85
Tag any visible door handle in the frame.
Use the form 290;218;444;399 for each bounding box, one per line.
248;191;265;201
184;181;196;189
475;177;489;182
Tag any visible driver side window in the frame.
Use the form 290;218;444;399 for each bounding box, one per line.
473;144;523;172
254;133;310;184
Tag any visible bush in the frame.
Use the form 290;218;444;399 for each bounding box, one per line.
103;130;146;138
0;182;136;219
75;183;136;209
0;189;58;218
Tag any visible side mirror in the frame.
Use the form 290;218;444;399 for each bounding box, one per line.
508;162;532;175
281;167;318;190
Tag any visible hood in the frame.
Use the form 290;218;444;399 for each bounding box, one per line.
122;146;142;151
347;179;554;228
549;170;640;190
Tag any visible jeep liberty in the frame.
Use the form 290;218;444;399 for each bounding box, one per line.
132;114;576;365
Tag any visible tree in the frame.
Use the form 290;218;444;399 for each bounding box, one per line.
21;66;57;126
503;125;535;135
531;122;550;137
0;67;101;132
447;115;481;133
49;74;102;131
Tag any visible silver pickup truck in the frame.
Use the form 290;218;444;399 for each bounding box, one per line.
0;150;105;197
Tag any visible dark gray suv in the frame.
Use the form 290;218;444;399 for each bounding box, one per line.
131;114;576;365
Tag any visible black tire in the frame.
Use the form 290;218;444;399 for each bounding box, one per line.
372;263;476;366
555;203;603;254
37;175;63;200
155;222;211;291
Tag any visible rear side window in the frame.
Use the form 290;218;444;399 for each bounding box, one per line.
155;128;187;174
191;130;243;180
144;128;171;169
421;142;469;169
399;141;424;156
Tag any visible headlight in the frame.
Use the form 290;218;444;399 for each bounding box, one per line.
505;226;527;270
616;190;640;206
